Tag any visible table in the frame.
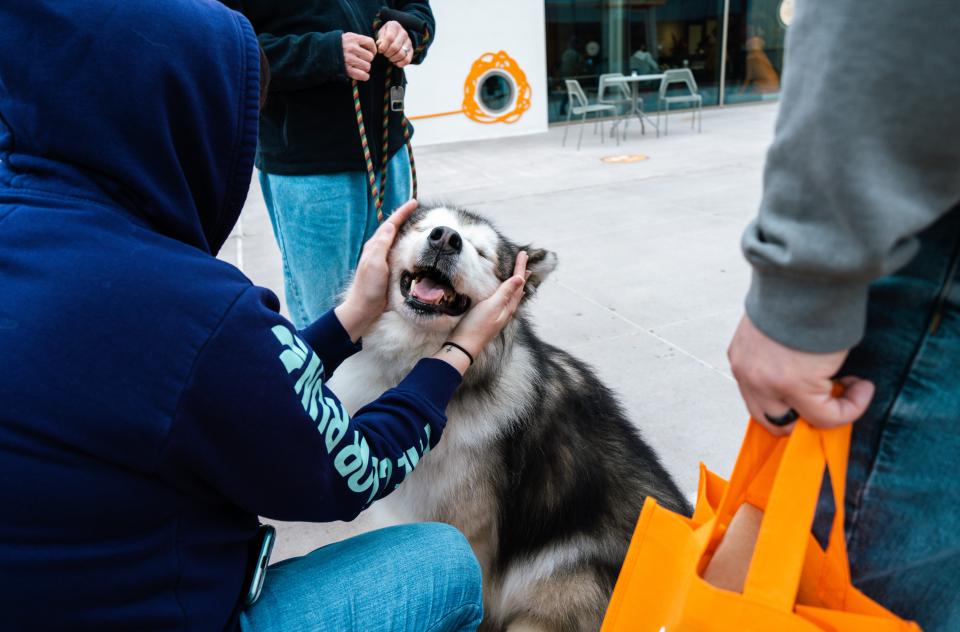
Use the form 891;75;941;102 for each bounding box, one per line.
604;73;665;137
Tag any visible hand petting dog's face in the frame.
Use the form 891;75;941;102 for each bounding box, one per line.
388;206;557;332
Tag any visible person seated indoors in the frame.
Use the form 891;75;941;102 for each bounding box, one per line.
629;45;660;75
0;1;527;630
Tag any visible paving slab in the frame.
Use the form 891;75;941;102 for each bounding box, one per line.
219;102;780;561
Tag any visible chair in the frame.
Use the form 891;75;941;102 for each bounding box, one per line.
656;68;703;136
562;79;619;150
598;73;642;139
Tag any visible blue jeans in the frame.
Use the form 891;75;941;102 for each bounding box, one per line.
240;523;483;632
259;150;411;328
816;204;960;630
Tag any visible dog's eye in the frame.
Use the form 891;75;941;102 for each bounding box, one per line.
475;249;490;261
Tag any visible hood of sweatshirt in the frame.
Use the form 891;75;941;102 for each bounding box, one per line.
0;0;260;255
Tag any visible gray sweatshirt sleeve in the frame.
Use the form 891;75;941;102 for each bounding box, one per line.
742;0;960;353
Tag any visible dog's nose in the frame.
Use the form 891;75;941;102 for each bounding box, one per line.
428;226;462;254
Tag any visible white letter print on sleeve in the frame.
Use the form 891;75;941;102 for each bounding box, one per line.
271;325;431;505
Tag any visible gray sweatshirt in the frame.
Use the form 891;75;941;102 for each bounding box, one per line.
742;0;960;353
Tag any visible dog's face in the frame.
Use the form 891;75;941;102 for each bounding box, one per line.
388;206;557;333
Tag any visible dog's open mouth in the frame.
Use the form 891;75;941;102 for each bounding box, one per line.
400;268;471;316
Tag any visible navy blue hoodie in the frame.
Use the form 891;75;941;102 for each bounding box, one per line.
0;1;460;630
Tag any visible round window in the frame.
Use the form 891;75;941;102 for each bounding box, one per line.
478;72;514;114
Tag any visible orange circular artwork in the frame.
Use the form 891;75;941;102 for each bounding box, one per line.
462;51;532;124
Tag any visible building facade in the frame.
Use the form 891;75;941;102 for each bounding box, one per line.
406;0;792;146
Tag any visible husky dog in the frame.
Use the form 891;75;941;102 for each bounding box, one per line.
329;206;690;632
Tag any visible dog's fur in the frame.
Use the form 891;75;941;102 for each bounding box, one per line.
329;206;690;632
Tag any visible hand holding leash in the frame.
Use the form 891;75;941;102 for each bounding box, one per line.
342;32;376;81
335;200;418;341
376;20;413;68
437;252;529;375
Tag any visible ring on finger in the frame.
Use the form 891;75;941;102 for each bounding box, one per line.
763;408;799;427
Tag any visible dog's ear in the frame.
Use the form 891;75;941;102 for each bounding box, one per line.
517;246;557;299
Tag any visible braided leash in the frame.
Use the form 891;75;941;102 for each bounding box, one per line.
352;21;431;223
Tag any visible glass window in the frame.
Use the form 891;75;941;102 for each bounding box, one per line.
722;0;787;104
545;0;725;124
478;72;515;113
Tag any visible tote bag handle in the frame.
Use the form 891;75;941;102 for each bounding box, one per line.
704;418;853;613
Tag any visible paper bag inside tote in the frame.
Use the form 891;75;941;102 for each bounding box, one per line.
702;503;762;592
702;422;786;593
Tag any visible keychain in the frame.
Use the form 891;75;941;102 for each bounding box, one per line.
390;85;405;113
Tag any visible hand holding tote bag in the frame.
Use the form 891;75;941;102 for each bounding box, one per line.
601;418;922;631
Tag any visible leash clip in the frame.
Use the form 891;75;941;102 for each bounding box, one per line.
390;85;405;112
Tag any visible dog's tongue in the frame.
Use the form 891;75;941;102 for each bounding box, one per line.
412;277;446;304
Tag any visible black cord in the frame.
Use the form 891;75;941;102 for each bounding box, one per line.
442;341;474;366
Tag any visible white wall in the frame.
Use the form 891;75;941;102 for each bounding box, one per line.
404;0;548;146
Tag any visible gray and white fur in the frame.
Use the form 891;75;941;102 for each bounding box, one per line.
330;206;690;632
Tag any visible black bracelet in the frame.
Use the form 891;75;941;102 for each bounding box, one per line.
442;341;474;366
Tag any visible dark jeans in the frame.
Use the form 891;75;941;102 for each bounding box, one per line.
818;205;960;630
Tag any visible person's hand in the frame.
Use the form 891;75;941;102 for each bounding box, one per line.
437;252;529;374
727;314;875;435
375;21;413;68
335;200;418;341
342;32;377;81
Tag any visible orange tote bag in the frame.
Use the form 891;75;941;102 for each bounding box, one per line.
601;418;923;632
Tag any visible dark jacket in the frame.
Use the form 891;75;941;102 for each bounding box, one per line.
224;0;435;175
0;1;458;630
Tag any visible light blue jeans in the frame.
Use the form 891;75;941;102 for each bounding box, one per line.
259;150;411;328
240;523;483;632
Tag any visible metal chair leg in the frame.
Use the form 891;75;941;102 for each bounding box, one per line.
656;100;661;138
577;113;586;150
699;102;703;133
609;114;621;140
562;109;572;147
600;117;605;144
